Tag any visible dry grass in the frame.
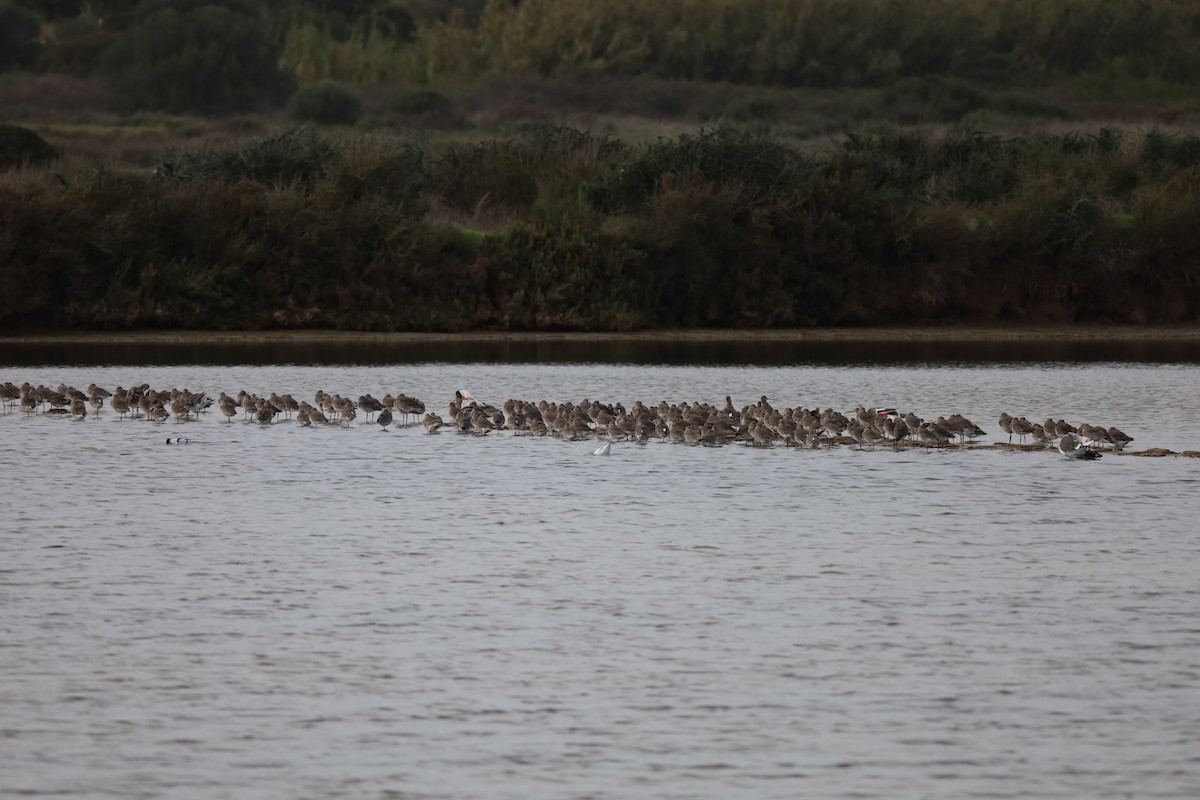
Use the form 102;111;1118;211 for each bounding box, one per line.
0;74;112;124
3;68;1197;171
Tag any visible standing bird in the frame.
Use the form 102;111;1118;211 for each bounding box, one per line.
377;406;393;431
218;393;238;423
395;394;426;426
998;412;1014;443
0;381;20;413
1107;427;1134;451
358;394;385;422
110;391;131;419
255;399;277;425
87;385;109;415
1010;416;1034;444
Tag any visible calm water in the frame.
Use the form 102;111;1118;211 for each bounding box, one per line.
3;349;1200;799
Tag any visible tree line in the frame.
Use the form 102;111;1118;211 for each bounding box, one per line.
2;0;1198;114
3;125;1199;331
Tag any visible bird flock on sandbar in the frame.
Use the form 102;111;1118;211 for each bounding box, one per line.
1;379;1135;458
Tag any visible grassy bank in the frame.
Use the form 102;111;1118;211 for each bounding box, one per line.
2;124;1200;332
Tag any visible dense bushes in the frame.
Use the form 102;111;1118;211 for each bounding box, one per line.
0;125;59;170
404;0;1200;94
272;0;1200;98
286;80;363;124
155;128;335;186
8;0;1200;113
3;125;1200;331
101;0;292;113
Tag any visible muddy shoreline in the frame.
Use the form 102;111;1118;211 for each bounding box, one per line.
4;324;1200;346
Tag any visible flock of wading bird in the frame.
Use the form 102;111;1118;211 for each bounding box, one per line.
2;381;1136;458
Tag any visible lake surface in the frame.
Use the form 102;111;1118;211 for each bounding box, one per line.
3;342;1199;799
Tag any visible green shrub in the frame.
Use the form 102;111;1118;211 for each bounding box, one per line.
335;139;429;212
882;76;988;123
991;94;1074;121
429;127;619;216
8;125;1200;332
724;95;778;122
584;127;809;213
479;224;651;330
387;88;454;115
286;80;363;125
156;128;335;188
1140;127;1200;170
102;0;292;113
0;124;59;170
935;129;1023;203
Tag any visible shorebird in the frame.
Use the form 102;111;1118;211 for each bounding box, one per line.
358;394;384;422
395;394;426;426
87;385;109;415
256;399;277;424
377;406;393;430
846;420;867;449
449;390;474;420
1107;426;1134;450
861;424;884;449
470;406;499;434
948;414;986;442
748;419;774;446
1078;423;1113;448
170;397;191;422
998;412;1014;443
240;392;257;420
331;395;355;423
884;416;910;443
0;382;20;413
45;389;70;412
218;393;238;422
110;391;131;418
916;422;951;448
1010;416;1034;444
423;412;444;433
1032;423;1055;446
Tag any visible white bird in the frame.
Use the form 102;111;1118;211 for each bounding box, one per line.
1059;432;1101;460
593;442;611;456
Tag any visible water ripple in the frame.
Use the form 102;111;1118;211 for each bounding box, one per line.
2;362;1200;799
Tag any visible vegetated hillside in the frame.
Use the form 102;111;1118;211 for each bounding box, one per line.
10;0;1200;110
2;125;1198;332
3;1;1199;332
